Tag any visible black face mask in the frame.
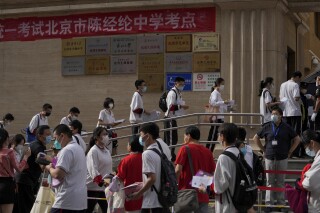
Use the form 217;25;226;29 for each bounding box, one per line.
45;112;51;117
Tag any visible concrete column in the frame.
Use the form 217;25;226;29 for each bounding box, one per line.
217;1;289;123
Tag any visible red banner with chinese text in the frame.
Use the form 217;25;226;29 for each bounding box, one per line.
0;7;215;42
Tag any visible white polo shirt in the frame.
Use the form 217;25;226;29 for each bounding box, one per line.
97;109;115;127
165;87;185;118
28;113;48;133
86;145;112;191
53;140;87;210
142;141;171;209
129;91;144;124
279;80;301;117
60;116;72;126
209;89;226;120
260;88;273;123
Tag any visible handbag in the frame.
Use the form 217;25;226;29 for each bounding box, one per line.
174;146;199;213
30;175;55;213
203;104;219;123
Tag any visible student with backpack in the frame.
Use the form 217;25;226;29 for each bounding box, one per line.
129;122;175;213
259;77;281;125
214;123;258;213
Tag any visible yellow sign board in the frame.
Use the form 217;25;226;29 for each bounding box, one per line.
193;52;220;72
193;33;219;52
138;73;164;92
166;35;192;52
86;56;110;75
62;38;86;56
139;54;164;74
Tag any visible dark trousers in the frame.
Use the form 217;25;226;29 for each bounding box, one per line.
13;183;35;213
206;119;223;152
315;114;320;131
51;208;86;213
285;116;303;157
141;207;170;213
164;119;177;161
87;191;108;213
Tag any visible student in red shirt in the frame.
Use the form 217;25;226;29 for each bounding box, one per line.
175;126;216;213
117;136;143;213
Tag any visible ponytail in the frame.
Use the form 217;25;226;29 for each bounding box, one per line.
258;77;274;96
85;126;105;155
258;80;265;96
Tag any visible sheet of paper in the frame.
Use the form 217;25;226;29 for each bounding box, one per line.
143;110;161;122
115;119;125;123
191;175;213;188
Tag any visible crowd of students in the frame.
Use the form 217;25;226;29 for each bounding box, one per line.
0;73;320;213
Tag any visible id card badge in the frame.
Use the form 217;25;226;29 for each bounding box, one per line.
272;140;278;146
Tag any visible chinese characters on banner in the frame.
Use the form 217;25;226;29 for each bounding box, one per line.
193;72;220;91
0;7;216;42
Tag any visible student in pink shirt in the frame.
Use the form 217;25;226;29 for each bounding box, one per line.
0;128;31;213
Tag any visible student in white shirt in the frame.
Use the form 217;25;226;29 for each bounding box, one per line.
129;122;171;213
206;78;228;152
0;113;14;129
46;124;87;213
60;107;80;126
259;77;281;124
69;120;86;153
302;130;320;213
28;103;52;137
129;80;150;135
164;77;189;162
85;127;112;213
279;71;302;135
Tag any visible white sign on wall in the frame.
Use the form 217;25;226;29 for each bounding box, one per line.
192;72;220;91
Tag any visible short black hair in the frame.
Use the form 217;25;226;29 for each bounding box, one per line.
185;126;200;140
69;120;82;134
0;128;9;150
12;134;25;146
291;71;302;78
135;79;145;89
3;113;14;121
69;107;80;114
103;97;114;109
36;125;50;136
301;130;320;145
219;123;238;145
130;136;143;153
42;103;52;110
53;124;72;138
174;77;185;83
214;78;225;87
237;127;246;141
271;106;283;115
139;122;159;140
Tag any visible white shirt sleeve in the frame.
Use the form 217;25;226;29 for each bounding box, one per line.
87;148;101;179
214;155;232;194
166;90;177;110
142;151;156;175
302;161;320;192
29;114;39;133
264;91;272;104
293;84;300;98
279;83;284;99
209;91;224;106
98;110;106;121
130;92;143;112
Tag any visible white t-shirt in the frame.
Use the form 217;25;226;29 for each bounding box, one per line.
260;88;273;123
129;91;144;124
165;87;185;117
142;141;171;209
86;145;112;191
28;113;48;133
244;145;254;169
53;140;87;210
279;80;301;117
60;116;72;126
73;134;86;153
97;109;115;127
209;89;226;120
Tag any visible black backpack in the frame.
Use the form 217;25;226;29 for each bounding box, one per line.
151;141;178;208
252;153;265;186
159;89;177;112
222;150;258;212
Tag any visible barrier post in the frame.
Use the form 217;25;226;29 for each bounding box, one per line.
258;189;262;213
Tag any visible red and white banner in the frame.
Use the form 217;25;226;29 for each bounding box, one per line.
0;7;215;42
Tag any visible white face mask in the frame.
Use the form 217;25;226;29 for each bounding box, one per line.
141;86;147;93
102;135;109;146
305;147;316;157
109;103;114;109
16;144;24;155
271;114;279;123
219;85;225;91
72;115;78;121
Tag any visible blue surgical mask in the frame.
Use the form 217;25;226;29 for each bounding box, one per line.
240;146;247;156
305;147;315;157
139;136;146;147
53;140;61;150
45;135;52;144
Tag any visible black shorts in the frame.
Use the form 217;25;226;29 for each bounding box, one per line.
0;177;15;204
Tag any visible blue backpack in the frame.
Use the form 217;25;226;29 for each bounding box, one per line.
25;115;40;142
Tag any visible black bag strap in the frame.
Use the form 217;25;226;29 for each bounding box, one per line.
222;150;238;162
0;123;3;129
185;146;194;176
155;140;164;155
36;114;40;128
73;135;80;145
